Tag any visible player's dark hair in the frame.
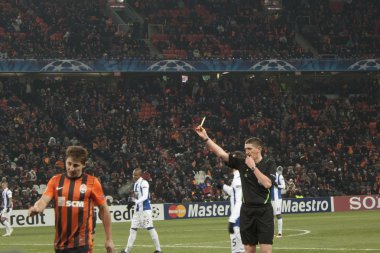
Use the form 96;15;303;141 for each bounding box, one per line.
245;137;264;149
66;146;88;165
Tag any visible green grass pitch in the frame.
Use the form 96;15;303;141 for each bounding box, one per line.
0;211;379;253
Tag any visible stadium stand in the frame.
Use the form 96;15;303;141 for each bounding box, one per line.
0;0;379;209
0;0;150;59
134;0;309;59
0;74;378;208
1;0;378;60
287;0;380;58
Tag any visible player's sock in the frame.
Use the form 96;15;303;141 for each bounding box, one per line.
3;220;11;232
233;227;244;252
148;228;161;251
278;218;283;235
125;228;137;253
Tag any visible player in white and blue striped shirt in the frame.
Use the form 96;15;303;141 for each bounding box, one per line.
221;170;245;253
270;166;286;238
120;168;161;253
218;150;245;253
1;181;13;236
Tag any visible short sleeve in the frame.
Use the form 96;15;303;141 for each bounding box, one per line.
227;153;245;171
43;176;58;198
7;190;12;198
265;159;277;184
91;177;106;206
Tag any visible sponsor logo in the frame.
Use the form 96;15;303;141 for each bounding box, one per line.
333;195;380;212
66;200;84;207
79;184;87;194
282;199;330;213
168;205;186;218
188;203;230;218
56;187;63;190
10;213;46;226
58;197;65;206
349;196;380;210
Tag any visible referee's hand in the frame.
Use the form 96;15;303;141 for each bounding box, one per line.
195;125;209;140
245;155;256;171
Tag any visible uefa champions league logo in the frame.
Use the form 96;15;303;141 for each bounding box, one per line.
249;59;297;71
40;60;93;72
151;206;160;219
147;60;196;71
347;59;380;71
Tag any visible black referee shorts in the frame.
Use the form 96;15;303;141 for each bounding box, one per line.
240;203;274;245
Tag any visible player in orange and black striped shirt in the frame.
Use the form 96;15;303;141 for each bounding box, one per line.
28;146;114;253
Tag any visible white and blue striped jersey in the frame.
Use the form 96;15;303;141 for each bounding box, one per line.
133;177;151;212
270;172;285;201
1;187;13;210
223;170;242;224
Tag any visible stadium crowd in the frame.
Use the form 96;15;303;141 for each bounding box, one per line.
135;0;309;59
287;0;380;58
1;0;379;60
0;0;150;59
0;74;378;209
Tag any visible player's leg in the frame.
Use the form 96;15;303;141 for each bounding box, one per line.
240;206;258;253
257;205;274;253
231;225;244;253
271;200;277;235
244;244;257;253
276;214;283;237
259;244;273;253
144;211;161;253
120;212;139;253
124;228;137;253
1;212;13;236
275;200;283;237
147;227;161;253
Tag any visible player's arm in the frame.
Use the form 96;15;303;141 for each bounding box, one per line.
7;197;13;211
28;195;52;216
92;177;114;253
195;126;229;162
98;203;114;253
135;181;149;204
29;176;56;216
278;175;286;189
222;184;233;196
229;185;242;223
245;157;275;189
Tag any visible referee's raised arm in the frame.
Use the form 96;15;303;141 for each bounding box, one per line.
194;125;229;162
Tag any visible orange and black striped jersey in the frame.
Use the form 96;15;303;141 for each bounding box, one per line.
44;173;106;250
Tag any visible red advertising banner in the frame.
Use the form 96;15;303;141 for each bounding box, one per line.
334;195;380;212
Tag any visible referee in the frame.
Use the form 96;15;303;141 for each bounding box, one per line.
195;126;276;253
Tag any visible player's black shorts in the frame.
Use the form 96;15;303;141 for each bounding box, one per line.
240;203;274;245
55;246;90;253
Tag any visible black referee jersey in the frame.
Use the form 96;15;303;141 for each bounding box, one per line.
227;154;276;206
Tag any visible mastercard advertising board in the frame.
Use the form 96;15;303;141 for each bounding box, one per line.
165;202;230;219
